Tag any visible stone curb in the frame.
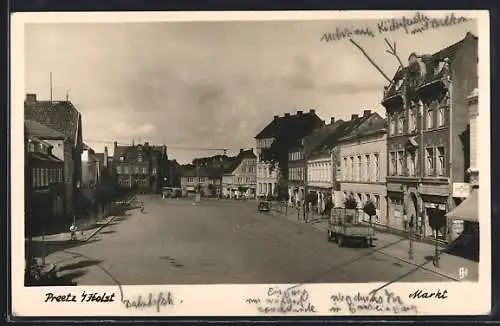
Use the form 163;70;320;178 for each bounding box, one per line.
82;215;118;242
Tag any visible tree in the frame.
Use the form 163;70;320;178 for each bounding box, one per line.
344;196;358;209
363;200;377;224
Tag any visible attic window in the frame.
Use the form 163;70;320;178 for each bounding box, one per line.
120;156;124;161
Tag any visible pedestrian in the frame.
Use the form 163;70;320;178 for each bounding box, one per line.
140;201;145;213
69;223;77;241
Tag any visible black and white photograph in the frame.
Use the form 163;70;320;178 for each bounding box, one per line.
11;10;490;316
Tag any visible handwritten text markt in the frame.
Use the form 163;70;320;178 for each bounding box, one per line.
320;12;469;42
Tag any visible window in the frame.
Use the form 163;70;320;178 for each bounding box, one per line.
389;116;396;135
343;157;348;180
42;168;48;186
187;177;194;183
199;177;204;183
120;156;125;161
365;155;371;181
390;152;397;176
137;155;143;162
397;151;405;176
408;109;416;133
426;107;434;129
357;156;361;181
134;166;139;174
437;106;445;127
398;113;405;134
374;154;380;181
350;157;355;181
437;146;445;176
31;168;36;187
124;166;129;174
426;148;435;176
374;195;380;210
28;143;35;152
116;166;122;174
407;151;416;176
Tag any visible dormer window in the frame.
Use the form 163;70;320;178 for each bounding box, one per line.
120;156;125;161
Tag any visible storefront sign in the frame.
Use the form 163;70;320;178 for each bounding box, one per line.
453;183;470;198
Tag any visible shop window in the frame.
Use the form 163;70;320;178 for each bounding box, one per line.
426;148;435;176
436;147;445;176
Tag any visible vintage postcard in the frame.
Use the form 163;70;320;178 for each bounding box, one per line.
10;10;490;317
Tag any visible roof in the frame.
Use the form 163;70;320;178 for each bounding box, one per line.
303;120;345;156
181;167;214;178
337;112;386;142
255;111;324;139
25;119;65;140
309;115;374;157
224;149;257;174
446;189;478;222
28;151;63;163
25;99;81;144
384;32;477;98
114;143;165;161
94;153;105;164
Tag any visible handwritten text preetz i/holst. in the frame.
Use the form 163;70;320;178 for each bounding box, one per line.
329;289;418;314
320;12;470;42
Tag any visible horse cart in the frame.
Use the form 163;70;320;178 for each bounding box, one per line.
327;208;376;247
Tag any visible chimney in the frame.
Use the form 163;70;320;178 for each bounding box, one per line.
330;117;335;124
240;148;244;153
145;142;149;147
284;113;290;117
309;109;316;114
132;140;135;147
297;110;303;115
363;109;371;117
113;141;118;152
351;114;359;120
26;93;37;103
274;115;279;120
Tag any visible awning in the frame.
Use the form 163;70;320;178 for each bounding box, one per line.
446;189;478;222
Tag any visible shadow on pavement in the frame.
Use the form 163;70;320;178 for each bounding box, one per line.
29;238;102;257
100;230;116;234
58;259;103;272
54;270;88;286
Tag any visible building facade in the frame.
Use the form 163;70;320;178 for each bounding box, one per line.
25;94;84;217
113;141;169;194
382;32;478;241
181;167;217;196
338;111;387;225
255;109;324;198
221;149;257;198
25;135;65;234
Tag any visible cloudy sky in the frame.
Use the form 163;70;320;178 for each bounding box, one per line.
24;13;477;164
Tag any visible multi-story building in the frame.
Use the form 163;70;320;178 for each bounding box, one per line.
113;141;169;194
338;110;387;225
25;94;84;217
298;117;344;207
382;32;478;241
221;149;257;198
192;154;237;196
181;166;218;197
446;88;479;226
25;132;65;234
255;109;324;198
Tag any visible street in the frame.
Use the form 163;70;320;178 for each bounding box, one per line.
45;195;452;285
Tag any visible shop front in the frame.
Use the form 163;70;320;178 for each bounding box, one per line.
387;191;405;231
421;195;449;242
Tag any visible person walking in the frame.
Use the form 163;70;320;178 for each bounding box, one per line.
69;223;77;241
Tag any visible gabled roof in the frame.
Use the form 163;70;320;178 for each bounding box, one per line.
310;115;373;157
255;111;324;139
337;112;386;142
303;120;345;156
181;167;213;178
25;119;65;140
224;149;256;175
114;143;165;162
25;99;81;144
